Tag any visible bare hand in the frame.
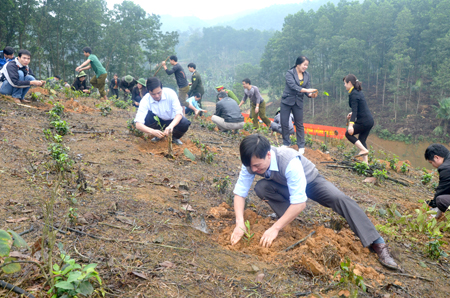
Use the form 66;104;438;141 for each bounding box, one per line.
164;126;173;136
135;102;139;106
162;61;166;65
347;112;352;120
75;66;81;72
230;223;246;245
310;91;318;98
255;107;259;114
152;129;165;139
348;126;354;135
260;227;279;248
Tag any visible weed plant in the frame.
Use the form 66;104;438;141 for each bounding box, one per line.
372;169;388;183
126;119;144;137
426;235;448;260
200;144;215;164
213;176;231;194
334;257;366;292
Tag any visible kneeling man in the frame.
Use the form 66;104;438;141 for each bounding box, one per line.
134;77;190;145
231;134;399;270
0;49;45;103
212;92;245;132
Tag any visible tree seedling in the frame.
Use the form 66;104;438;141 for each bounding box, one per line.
240;220;255;245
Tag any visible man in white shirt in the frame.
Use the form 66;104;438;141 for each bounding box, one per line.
134;77;191;145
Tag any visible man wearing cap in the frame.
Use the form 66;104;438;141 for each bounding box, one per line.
185;93;207;116
134;77;191;145
0;46;15;70
271;108;295;135
109;74;121;98
212;92;245;132
187;63;204;106
0;49;46;103
75;47;108;100
71;71;90;94
162;56;189;108
120;75;136;100
131;78;148;108
239;78;271;129
216;85;239;104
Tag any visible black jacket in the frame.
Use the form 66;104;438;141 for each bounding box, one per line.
72;77;88;91
215;97;244;123
431;153;450;207
109;78;121;89
131;86;148;103
119;78;136;91
348;88;374;125
165;64;188;88
281;68;311;106
0;58;34;87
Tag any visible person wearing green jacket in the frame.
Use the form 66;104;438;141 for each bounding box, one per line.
187;63;204;105
216;85;239;104
75;47;107;100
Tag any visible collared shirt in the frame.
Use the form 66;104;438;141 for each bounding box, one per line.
242;86;264;105
186;96;200;110
134;87;182;123
233;150;307;204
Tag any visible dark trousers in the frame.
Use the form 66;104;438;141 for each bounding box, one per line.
280;102;304;148
133;95;141;108
345;122;373;149
112;88;119;98
144;110;191;139
254;175;381;247
436;194;450;213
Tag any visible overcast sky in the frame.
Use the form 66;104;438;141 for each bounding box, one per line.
106;0;304;19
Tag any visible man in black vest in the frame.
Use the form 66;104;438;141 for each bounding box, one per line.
231;134;399;270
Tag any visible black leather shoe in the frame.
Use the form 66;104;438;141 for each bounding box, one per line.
371;243;399;270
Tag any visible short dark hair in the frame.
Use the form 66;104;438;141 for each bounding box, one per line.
82;47;92;54
425;144;449;161
242;78;251;85
194;93;202;98
18;49;31;58
146;77;163;92
187;63;196;69
169;55;178;62
217;91;227;99
239;134;271;167
114;73;118;77
3;46;14;55
54;75;61;80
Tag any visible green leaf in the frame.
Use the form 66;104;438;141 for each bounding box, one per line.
7;229;29;249
67;271;82;282
55;281;75;290
53;263;60;271
419;261;427;268
323;91;329;96
77;281;94;295
0;230;12;257
2;257;21;274
183;148;196;161
378;208;387;217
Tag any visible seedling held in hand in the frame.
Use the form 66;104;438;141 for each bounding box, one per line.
240;220;255;244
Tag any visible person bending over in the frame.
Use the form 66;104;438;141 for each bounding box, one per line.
212;91;245;132
134;77;191;145
425;144;450;219
75;47;108;100
230;134;399;270
185;93;206;116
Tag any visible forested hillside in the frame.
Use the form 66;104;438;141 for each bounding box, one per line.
0;0;179;89
260;0;450;139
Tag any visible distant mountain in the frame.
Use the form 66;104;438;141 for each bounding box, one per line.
160;0;341;33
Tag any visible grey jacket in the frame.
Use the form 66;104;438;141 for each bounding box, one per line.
246;146;319;185
215;97;244;123
281;68;311;106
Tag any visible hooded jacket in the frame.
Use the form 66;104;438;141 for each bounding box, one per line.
0;57;34;88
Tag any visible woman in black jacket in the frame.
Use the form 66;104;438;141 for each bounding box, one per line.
344;74;374;164
131;78;148;107
280;56;317;154
71;71;90;94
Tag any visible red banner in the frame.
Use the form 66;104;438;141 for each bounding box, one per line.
242;113;346;139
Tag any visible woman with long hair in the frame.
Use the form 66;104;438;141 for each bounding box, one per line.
343;74;374;164
280;56;317;154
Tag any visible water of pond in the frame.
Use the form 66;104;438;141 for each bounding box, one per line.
366;135;445;170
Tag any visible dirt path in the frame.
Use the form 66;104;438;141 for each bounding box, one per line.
0;93;449;297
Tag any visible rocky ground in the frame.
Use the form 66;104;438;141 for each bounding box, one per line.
0;89;449;297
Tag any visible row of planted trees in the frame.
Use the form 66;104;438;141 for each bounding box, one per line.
260;0;450;124
0;0;178;87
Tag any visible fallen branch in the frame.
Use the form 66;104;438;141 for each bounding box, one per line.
0;280;35;298
283;231;316;252
19;225;34;236
98;222;130;231
375;268;433;282
71;130;114;134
